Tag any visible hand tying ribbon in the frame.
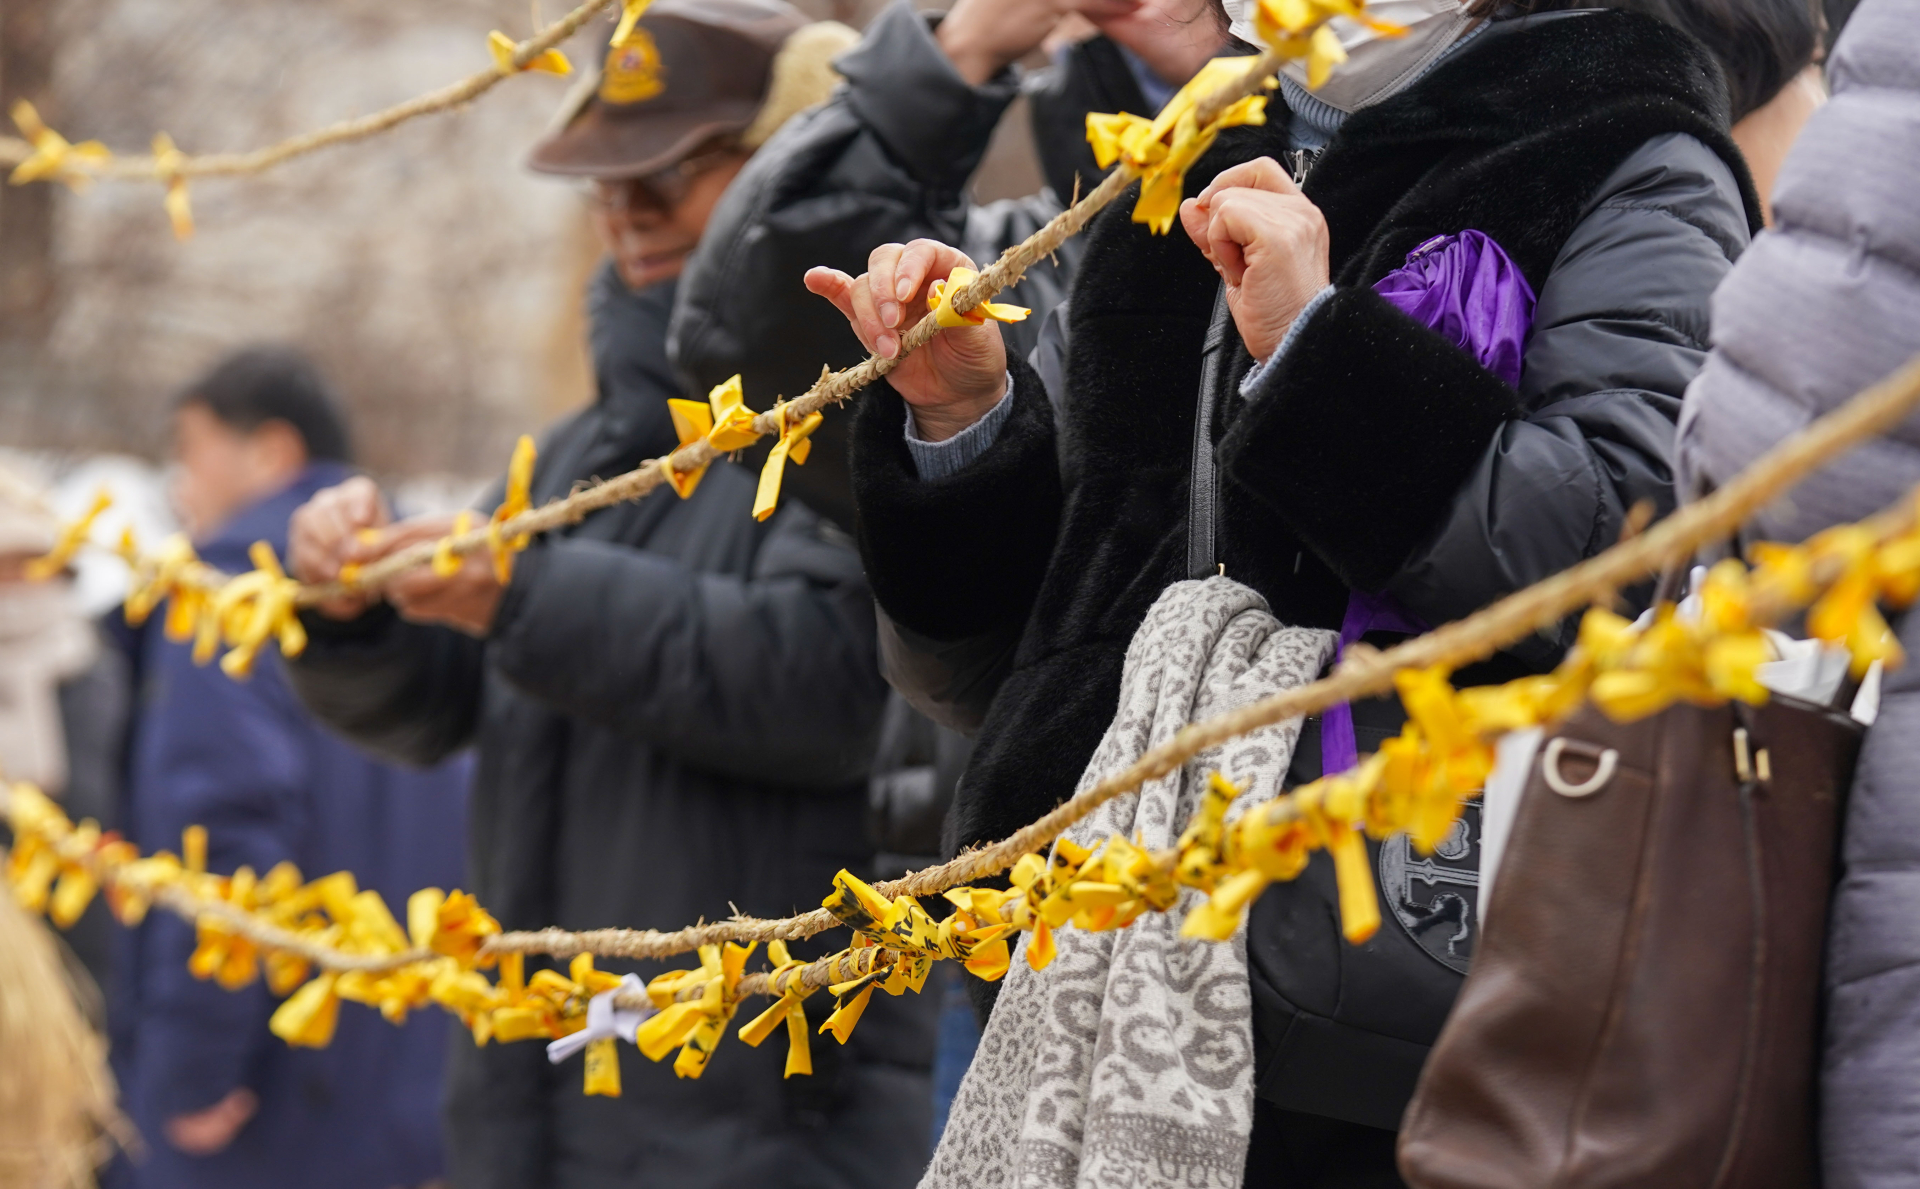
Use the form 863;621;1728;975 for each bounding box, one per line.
151;132;193;240
1086;57;1275;234
928;266;1031;329
752;401;823;522
546;973;653;1097
488;30;573;76
8;100;111;188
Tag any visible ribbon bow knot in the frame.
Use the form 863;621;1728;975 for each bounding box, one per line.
546;973;653;1097
26;488;112;581
488;30;573;76
737;940;815;1077
752;401;824;522
1085;57;1275;234
8;100;111;188
928;266;1031;329
635;942;754;1079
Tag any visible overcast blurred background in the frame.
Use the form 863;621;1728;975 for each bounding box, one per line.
0;0;1043;603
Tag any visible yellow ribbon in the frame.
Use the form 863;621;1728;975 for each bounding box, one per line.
736;940;814;1077
635;942;754;1079
928;266;1031;329
152;132;193;240
610;0;653;47
8;100;111;188
1251;0;1405;90
1085;57;1275;234
486;435;538;583
488;30;573;76
752;402;824;522
25;488;112;581
433;511;474;578
198;542;308;678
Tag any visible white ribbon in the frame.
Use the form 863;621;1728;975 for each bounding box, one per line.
545;974;653;1064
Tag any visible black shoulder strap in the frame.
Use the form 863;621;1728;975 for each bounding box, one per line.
1187;284;1234;580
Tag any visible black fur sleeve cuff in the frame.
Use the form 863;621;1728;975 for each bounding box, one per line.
1221;286;1522;592
850;357;1063;640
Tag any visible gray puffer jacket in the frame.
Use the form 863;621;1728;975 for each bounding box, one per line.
1676;0;1920;1182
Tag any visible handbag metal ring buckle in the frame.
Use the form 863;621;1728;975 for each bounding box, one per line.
1541;737;1619;798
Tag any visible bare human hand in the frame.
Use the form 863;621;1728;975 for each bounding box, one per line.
165;1088;257;1156
288;476;391;621
804;239;1009;442
361;515;505;639
937;0;1076;85
1179;157;1331;361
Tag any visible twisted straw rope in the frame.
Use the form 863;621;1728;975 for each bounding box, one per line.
10;353;1920;993
0;0;619;180
484;352;1920;964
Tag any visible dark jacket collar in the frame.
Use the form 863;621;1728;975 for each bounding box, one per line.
1295;8;1760;286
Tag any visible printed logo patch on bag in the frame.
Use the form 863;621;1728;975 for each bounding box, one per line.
1379;800;1480;973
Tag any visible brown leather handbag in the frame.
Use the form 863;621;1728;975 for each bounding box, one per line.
1397;686;1864;1188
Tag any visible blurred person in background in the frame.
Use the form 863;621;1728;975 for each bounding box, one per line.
109;346;469;1189
283;3;938;1186
0;471;129;997
1610;0;1825;223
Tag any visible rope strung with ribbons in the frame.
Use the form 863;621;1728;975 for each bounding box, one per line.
17;401;1920;1076
9;456;1920;1089
1;0;638;233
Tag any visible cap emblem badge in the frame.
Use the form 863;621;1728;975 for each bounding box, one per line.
600;28;665;104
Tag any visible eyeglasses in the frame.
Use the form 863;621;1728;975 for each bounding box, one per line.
585;144;740;218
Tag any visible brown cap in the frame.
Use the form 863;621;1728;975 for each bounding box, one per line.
528;0;812;179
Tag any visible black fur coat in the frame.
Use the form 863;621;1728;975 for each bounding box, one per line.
853;11;1760;879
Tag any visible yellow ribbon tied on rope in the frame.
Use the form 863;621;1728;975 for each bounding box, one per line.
8;100;111;188
611;0;654;47
206;541;308;678
636;942;754;1079
123;532;202;628
488;30;574;76
486;435;538;583
433;511;474;578
665;374;765;498
753;402;824;522
1086;57;1275;234
928;266;1031;329
737;940;815;1077
152;132;193;240
26;488;112;581
1250;0;1406;91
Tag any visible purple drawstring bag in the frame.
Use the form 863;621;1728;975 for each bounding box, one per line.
1319;231;1537;775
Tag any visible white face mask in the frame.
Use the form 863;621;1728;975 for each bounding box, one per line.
1227;0;1476;113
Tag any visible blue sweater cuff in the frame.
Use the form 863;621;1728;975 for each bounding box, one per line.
904;375;1016;479
1241;284;1337;397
